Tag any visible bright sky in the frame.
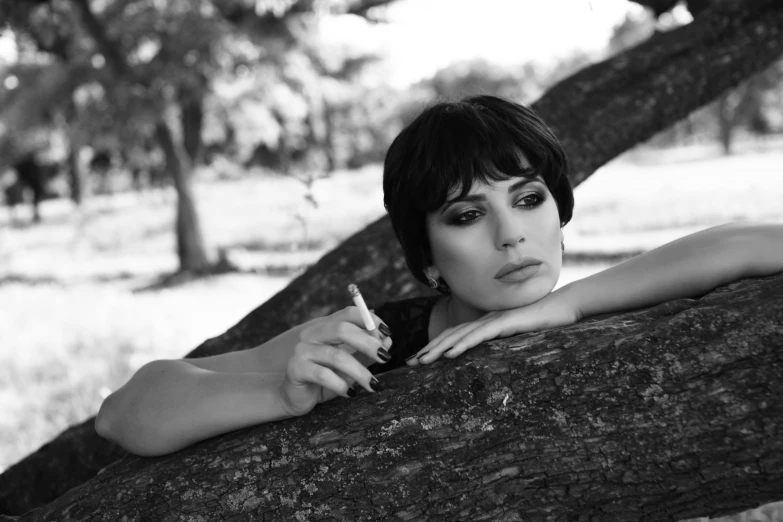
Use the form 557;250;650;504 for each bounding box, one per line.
321;0;642;87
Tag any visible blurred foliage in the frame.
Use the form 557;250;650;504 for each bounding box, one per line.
0;0;407;193
2;0;782;214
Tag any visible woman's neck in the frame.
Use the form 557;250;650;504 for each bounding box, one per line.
428;295;485;340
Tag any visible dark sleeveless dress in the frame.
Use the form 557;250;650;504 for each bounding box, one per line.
367;295;440;375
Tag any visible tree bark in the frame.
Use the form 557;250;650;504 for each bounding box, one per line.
1;0;782;516
11;273;783;521
155;117;211;273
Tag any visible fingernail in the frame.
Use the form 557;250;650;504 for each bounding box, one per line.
405;354;417;363
378;348;391;362
378;323;392;337
370;377;384;392
347;386;357;398
416;351;429;361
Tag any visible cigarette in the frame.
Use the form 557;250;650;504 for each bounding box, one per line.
347;284;376;331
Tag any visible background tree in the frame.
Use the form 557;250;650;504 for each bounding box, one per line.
0;0;398;270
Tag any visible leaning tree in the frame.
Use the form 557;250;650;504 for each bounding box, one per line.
1;0;782;519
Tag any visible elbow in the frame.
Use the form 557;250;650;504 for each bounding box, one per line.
93;361;182;457
94;395;174;457
95;393;117;442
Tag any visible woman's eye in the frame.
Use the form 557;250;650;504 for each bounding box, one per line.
516;193;544;208
453;210;481;224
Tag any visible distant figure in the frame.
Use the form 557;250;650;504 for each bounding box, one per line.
89;149;113;195
3;173;26;224
11;154;52;223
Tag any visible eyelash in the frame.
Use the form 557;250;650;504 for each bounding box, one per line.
451;193;545;225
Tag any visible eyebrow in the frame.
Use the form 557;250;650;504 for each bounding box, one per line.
440;171;543;214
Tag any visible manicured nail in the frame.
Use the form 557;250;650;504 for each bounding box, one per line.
370;377;384;392
347;386;357;398
378;348;391;362
416;351;429;361
405;354;417;363
378;323;392;337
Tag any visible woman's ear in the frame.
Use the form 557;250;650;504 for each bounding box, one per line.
423;266;441;281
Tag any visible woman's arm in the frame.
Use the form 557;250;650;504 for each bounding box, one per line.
95;360;290;456
561;222;783;321
96;309;391;456
412;222;783;364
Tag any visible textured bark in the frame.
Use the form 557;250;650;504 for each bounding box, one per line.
12;273;783;521
1;0;782;516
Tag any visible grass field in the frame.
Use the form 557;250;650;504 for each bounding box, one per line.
1;142;782;518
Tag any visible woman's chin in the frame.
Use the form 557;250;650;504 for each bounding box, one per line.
491;277;556;310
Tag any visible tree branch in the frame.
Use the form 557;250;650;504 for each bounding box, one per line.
68;0;129;77
13;274;783;520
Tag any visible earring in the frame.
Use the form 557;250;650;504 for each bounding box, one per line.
427;276;439;289
561;241;565;253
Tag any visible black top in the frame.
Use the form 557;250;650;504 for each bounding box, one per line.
367;295;440;375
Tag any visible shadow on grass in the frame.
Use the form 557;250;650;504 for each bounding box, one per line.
131;257;306;294
231;238;327;252
0;272;141;287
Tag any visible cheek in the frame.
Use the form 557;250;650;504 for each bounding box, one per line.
429;227;486;274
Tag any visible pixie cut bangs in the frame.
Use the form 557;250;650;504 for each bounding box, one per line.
383;95;574;288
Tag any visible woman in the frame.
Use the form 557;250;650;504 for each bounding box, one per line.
96;95;783;457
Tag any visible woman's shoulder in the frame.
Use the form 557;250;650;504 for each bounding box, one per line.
374;294;440;325
368;294;440;375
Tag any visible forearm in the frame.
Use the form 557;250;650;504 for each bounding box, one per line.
96;360;290;456
560;223;783;320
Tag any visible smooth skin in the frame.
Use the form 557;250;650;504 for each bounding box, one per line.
409;174;783;365
96;307;392;456
98;169;783;457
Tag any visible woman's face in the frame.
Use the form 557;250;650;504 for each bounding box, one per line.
425;171;563;318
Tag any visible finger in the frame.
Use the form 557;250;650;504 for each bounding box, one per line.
417;323;481;364
416;320;489;365
438;313;513;360
443;323;500;359
405;325;459;366
300;360;356;398
302;344;377;394
303;319;390;365
288;347;355;399
333;306;394;341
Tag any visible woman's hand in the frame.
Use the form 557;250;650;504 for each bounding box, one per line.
409;291;579;366
277;306;392;417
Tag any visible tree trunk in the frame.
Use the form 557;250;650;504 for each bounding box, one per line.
1;0;782;516
716;93;736;155
155;117;211;273
179;84;204;164
66;144;85;205
11;273;783;521
323;99;338;171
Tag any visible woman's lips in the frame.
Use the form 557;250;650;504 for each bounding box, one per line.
495;263;542;283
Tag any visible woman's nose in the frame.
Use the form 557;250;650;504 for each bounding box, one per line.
494;211;527;249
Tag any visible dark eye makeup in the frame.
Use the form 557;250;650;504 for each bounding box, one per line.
449;191;546;226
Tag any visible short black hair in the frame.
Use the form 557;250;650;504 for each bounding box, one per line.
383;95;574;289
